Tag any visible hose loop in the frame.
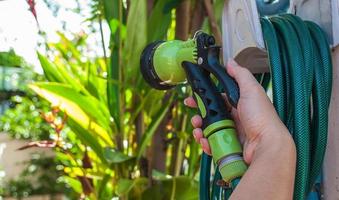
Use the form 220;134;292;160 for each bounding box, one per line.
202;14;332;200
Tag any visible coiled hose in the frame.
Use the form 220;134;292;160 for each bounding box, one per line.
200;14;332;200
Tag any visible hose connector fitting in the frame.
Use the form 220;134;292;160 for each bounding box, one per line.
204;120;247;183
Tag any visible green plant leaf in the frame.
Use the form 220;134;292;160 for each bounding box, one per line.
124;0;147;80
101;0;119;23
37;52;67;83
62;176;83;194
57;32;82;63
136;95;173;160
67;118;107;165
116;179;134;196
142;176;198;200
152;169;172;181
98;173;113;199
147;0;179;42
0;50;25;67
29;82;113;146
103;147;134;164
106;0;122;130
116;178;148;197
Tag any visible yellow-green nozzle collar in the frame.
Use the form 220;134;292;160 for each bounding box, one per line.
219;159;247;183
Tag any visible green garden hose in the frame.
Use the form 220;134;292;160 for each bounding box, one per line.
261;14;332;199
209;14;332;200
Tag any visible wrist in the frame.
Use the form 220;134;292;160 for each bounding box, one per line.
253;125;296;164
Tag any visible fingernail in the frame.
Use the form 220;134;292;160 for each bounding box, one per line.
193;132;197;141
183;99;188;105
199;138;203;145
191;117;194;125
228;59;238;67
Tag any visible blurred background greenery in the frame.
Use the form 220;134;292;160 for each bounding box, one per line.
0;0;225;199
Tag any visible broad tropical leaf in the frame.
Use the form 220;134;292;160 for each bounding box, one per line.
29;82;113;146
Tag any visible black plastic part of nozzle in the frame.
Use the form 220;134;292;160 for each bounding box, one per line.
182;61;232;129
195;33;240;107
205;47;240;107
140;41;174;90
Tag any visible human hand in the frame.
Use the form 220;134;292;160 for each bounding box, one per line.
184;59;290;164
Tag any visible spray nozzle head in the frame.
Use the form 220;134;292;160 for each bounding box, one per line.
140;32;240;107
140;39;198;89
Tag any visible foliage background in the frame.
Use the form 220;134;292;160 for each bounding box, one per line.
0;0;225;199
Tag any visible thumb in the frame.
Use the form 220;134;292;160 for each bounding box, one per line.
226;59;258;89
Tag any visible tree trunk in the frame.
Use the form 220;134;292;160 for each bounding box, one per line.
175;0;191;40
150;112;170;172
147;0;155;15
147;93;173;179
203;0;222;45
190;0;205;35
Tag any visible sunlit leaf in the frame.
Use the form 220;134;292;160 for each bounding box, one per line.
152;169;172;181
104;147;134;164
67;118;107;164
116;178;148;197
124;0;147;80
101;0;120;23
109;19;126;39
0;50;25;67
116;179;133;196
37;52;67;83
142;176;198;200
147;0;180;42
98;173;113;199
61;176;82;194
106;1;122;131
29;83;113;147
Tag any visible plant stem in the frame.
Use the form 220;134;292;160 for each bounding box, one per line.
190;0;205;34
175;0;191;40
174;113;188;176
98;14;108;67
203;0;222;45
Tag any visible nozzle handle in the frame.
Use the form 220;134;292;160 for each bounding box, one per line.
195;32;240;107
182;61;246;183
182;61;232;128
203;47;240;107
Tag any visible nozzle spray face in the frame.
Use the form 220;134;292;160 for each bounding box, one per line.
140;40;197;89
140;41;174;90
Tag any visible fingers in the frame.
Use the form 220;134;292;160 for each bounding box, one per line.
193;128;203;143
200;138;211;155
191;115;202;128
191;116;211;155
192;127;211;155
226;59;259;89
184;97;197;108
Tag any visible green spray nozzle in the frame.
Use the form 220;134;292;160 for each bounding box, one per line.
140;39;198;90
140;32;239;107
140;32;246;185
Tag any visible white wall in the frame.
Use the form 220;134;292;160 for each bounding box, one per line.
0;133;54;182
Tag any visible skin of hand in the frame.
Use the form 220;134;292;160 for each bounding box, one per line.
184;59;296;199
